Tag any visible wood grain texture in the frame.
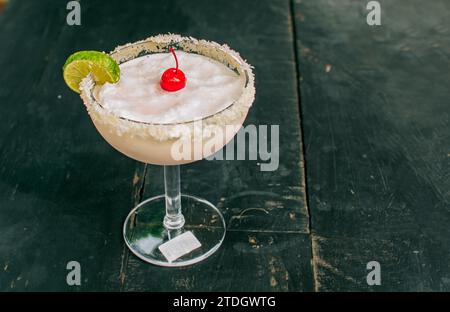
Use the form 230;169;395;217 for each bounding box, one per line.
124;232;313;292
312;235;450;291
122;0;312;291
0;0;310;291
294;0;450;291
0;0;147;291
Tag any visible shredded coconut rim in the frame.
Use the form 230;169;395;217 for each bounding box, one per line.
79;34;256;141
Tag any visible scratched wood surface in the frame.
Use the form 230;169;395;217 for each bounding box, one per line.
114;0;312;291
294;0;450;291
0;0;144;291
0;0;312;291
1;0;448;292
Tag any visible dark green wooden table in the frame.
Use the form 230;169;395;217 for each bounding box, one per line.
0;0;449;291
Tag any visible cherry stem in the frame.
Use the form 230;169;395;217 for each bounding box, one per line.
169;47;179;73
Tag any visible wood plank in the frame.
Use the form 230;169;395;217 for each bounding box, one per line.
135;0;309;234
0;0;146;291
312;235;450;291
124;232;314;292
294;0;450;290
123;0;311;290
0;0;311;291
138;0;309;234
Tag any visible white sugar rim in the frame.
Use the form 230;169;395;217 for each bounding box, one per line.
80;34;256;141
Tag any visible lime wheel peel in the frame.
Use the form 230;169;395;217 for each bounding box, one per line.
63;51;120;93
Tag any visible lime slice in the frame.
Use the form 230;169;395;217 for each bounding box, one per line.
63;51;120;93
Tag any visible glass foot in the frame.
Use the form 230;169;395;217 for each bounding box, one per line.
123;195;226;267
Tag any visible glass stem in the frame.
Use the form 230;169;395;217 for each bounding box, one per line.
163;165;185;230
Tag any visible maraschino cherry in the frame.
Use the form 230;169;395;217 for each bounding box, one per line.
160;47;186;92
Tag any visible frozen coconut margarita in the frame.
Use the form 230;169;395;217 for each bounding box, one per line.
74;35;255;165
63;34;255;267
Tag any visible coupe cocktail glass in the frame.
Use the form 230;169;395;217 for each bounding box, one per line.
79;35;255;267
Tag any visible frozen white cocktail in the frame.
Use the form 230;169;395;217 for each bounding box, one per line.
63;34;255;266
